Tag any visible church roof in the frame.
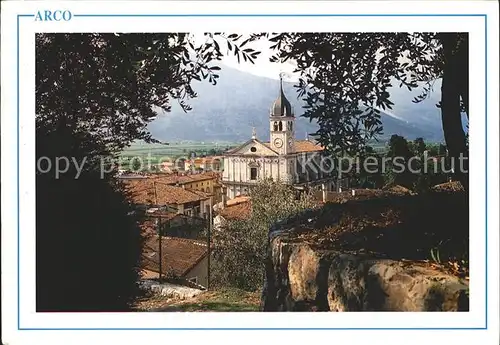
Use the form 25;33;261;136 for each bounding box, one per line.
294;140;325;153
225;138;280;155
225;139;324;156
263;140;325;153
270;76;294;117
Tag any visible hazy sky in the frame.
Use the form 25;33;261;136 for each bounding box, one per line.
220;38;299;81
192;34;298;81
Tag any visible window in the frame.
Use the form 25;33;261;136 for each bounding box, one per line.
250;167;258;180
250;147;257;153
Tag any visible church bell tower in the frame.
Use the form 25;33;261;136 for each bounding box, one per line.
270;75;295;155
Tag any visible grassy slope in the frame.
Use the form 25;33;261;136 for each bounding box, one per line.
134;288;260;312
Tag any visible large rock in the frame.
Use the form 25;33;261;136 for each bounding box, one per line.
261;231;469;312
261;190;469;312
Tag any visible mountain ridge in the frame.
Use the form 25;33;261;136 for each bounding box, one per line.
148;65;446;143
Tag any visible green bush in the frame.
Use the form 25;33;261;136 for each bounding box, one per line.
211;179;316;291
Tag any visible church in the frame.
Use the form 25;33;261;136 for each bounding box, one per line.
221;77;338;200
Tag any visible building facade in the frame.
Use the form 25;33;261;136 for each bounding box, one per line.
184;156;223;173
141;235;210;288
124;177;212;219
122;172;223;205
222;78;336;200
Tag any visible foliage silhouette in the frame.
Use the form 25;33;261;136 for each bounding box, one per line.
35;33;257;310
249;32;469;189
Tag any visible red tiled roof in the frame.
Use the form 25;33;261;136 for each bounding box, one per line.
432;181;465;192
226;195;250;206
294;140;325;153
186;156;223;164
219;200;252;221
153;172;219;186
262;140;324;153
124;179;210;205
141;236;209;277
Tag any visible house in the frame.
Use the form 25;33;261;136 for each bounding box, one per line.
184;156;223;172
159;160;176;173
141;235;210;288
142;210;206;239
153;172;223;205
125;178;212;219
222;77;337;200
213;196;252;232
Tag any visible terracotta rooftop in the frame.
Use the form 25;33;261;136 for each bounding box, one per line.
153;172;219;185
125;179;211;206
142;236;209;277
263;140;324;153
219;199;252;221
431;181;465;192
294;140;325;153
186;156;223;164
226;195;251;207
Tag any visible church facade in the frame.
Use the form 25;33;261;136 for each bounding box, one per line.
222;78;337;200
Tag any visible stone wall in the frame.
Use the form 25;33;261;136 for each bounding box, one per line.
261;190;469;311
261;235;468;311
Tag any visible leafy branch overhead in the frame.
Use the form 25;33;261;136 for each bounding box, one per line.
243;33;467;166
252;33;445;155
36;33;260;153
37;31;468;189
35;32;263;311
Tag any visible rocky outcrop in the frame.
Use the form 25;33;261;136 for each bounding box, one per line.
261;237;468;311
261;192;469;312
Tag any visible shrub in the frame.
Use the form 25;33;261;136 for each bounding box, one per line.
211;179;316;291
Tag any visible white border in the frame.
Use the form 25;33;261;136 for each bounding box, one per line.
1;1;499;345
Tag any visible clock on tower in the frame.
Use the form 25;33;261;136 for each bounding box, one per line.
269;75;295;155
274;138;283;148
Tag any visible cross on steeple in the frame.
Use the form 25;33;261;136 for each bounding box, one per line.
279;72;286;92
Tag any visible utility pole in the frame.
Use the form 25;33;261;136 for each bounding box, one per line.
206;200;212;290
153;180;162;281
157;216;162;281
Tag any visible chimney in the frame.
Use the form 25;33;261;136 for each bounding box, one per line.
321;183;327;203
221;187;227;209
